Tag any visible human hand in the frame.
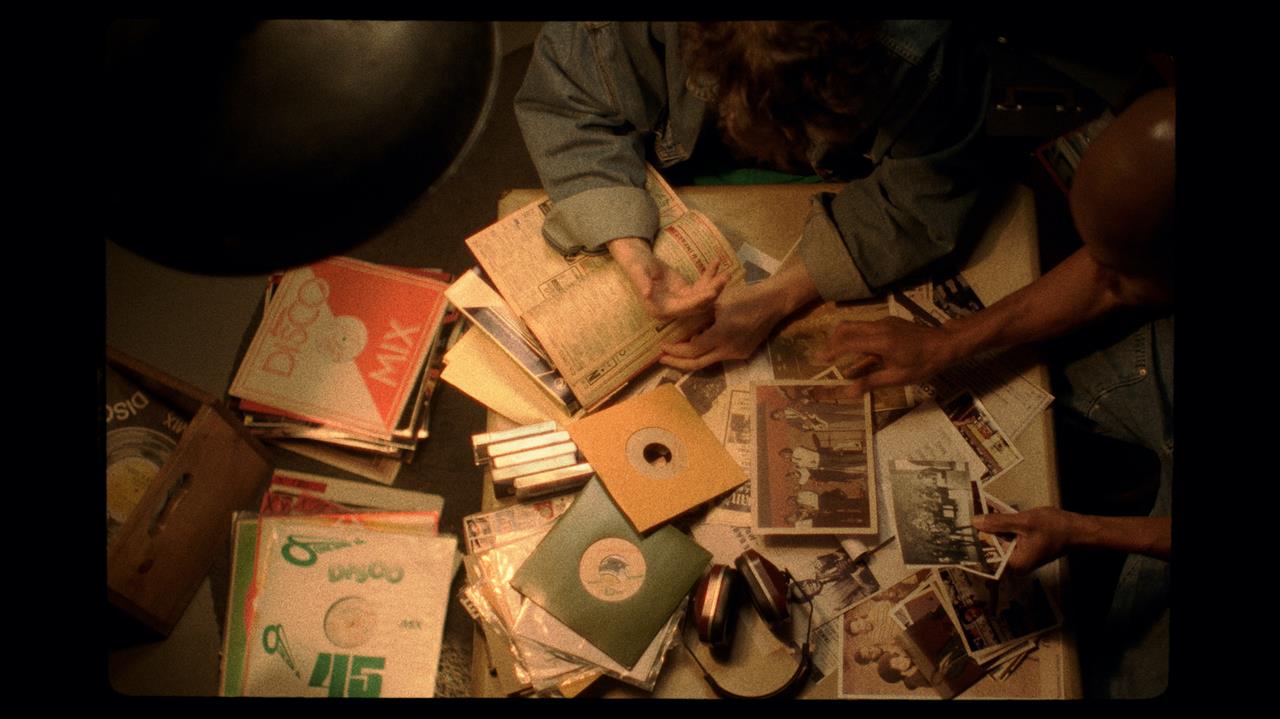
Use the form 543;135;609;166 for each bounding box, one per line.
815;317;961;395
971;507;1080;573
609;237;728;322
659;279;788;371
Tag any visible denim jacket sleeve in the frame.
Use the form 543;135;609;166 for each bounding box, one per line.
515;22;694;256
799;21;993;301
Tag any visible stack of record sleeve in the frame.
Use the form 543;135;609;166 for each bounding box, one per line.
229;257;463;482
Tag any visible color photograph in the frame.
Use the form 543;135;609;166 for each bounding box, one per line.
752;382;877;535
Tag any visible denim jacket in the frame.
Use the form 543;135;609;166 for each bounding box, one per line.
515;21;992;300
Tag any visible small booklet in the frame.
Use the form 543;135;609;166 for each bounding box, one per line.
463;166;744;413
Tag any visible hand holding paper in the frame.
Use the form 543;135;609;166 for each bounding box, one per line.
971;508;1076;574
609;236;728;322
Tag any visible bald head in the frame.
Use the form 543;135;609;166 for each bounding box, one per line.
1069;88;1175;277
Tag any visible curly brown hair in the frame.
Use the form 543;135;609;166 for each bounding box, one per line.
681;21;888;173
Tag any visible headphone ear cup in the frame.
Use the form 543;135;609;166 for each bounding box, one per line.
691;564;738;647
734;549;790;627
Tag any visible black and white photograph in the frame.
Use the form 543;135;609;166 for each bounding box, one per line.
790;549;882;626
967;491;1017;581
676;363;728;418
887;459;999;575
931;272;985;320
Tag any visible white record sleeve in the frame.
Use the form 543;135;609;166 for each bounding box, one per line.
241;517;458;697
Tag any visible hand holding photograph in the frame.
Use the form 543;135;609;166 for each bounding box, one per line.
886;459;1005;576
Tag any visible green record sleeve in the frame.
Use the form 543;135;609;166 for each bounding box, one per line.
510;478;710;668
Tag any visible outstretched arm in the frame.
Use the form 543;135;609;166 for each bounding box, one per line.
972;508;1170;573
819;246;1170;394
517;23;727;322
822;87;1176;394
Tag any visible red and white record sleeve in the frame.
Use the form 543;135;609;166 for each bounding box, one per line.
230;257;448;440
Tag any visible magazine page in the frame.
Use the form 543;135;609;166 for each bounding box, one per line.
468;166;741;409
466;165;688;318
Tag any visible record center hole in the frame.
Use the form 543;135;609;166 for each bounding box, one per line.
642;442;672;466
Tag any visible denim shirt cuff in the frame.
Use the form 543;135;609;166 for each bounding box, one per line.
542;186;661;255
797;193;874;301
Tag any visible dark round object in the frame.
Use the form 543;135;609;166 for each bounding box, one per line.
103;20;498;274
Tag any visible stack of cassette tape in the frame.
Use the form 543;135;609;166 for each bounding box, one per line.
471;421;595;500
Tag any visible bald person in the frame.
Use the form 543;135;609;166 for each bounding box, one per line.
819;87;1175;698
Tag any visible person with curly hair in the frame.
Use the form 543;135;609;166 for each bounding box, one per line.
515;21;993;368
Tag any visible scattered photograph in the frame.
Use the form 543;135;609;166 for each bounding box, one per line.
940;390;1024;484
676;363;728;418
890;283;947;328
869;385;925;432
889;578;939;630
839;569;937;698
752;382;877;535
966;492;1018;580
886;459;1001;575
840;567;1061;699
934;566;1062;659
931;273;986;321
766;300;890;380
789;549;882;626
895;583;987;699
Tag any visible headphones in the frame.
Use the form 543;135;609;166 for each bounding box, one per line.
683;549;814;699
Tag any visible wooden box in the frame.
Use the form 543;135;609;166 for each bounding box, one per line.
106;346;273;636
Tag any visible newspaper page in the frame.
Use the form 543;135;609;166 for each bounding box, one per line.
466;166;743;409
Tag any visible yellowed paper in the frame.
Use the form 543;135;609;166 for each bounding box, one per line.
466;166;742;409
440;329;574;427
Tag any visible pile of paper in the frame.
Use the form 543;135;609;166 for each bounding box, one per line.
838;565;1060;699
441;171;1064;698
228;257;462;484
440;164;742;426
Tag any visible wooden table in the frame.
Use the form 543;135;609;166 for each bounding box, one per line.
467;183;1081;699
